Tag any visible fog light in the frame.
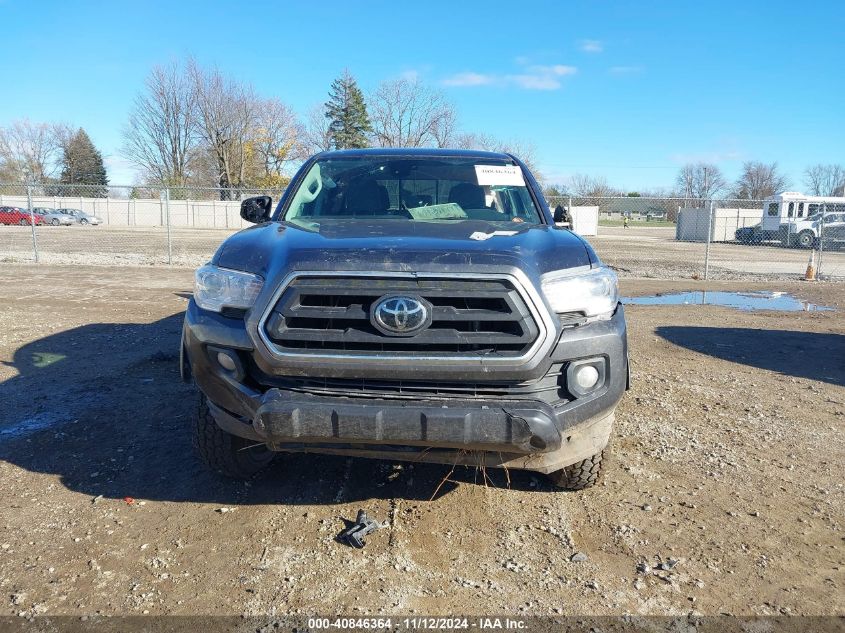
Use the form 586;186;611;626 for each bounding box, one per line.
574;365;600;390
566;357;607;398
216;351;237;372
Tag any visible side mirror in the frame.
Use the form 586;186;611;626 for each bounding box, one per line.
553;205;567;224
240;196;273;224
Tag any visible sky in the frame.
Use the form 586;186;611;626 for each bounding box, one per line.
1;0;843;191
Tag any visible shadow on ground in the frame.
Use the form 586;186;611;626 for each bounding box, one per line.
0;314;545;506
656;326;845;387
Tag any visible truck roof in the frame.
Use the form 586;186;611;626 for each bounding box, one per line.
313;147;516;161
767;191;845;203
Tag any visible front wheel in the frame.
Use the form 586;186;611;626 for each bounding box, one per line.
51;218;59;225
18;218;27;226
547;450;606;490
192;394;274;479
797;231;816;249
80;218;89;225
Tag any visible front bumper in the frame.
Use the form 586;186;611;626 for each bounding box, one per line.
254;390;561;453
183;299;628;472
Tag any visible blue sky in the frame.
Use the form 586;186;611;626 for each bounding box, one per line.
2;0;843;190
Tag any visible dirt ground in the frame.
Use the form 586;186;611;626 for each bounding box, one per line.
0;264;843;619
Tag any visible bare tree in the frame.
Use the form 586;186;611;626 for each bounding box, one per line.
452;131;496;151
369;78;457;148
452;132;541;179
430;105;458;148
0;119;66;182
0;131;14;181
675;162;726;199
189;59;258;197
248;98;305;188
803;163;845;196
499;139;541;181
302;104;334;155
122;62;198;188
543;183;569;202
731;161;790;199
567;173;617;197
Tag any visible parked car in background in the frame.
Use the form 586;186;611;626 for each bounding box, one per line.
735;223;762;244
815;212;845;247
0;206;44;225
56;208;103;225
33;207;75;226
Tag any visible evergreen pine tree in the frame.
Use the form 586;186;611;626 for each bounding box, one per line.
60;128;109;197
324;70;371;149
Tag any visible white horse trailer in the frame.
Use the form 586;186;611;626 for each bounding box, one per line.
758;192;845;247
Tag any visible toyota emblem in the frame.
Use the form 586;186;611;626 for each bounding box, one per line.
372;295;430;336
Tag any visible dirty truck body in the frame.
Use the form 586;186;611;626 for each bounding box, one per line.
182;149;628;489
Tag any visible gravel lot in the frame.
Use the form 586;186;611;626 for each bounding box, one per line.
0;265;843;620
2;224;845;279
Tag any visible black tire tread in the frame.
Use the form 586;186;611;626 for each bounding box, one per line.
549;450;605;490
192;395;273;479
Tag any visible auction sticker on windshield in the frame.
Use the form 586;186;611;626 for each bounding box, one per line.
475;164;525;187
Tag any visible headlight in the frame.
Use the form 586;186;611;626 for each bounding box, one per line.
540;266;619;318
194;264;263;313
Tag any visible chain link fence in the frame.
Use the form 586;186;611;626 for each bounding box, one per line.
547;195;844;280
0;183;283;266
1;183;843;280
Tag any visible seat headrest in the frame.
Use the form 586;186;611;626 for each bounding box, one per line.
345;179;389;214
448;183;486;210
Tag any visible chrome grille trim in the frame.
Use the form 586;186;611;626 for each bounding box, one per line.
251;270;557;367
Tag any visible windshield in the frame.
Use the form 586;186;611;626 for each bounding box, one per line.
281;156;543;225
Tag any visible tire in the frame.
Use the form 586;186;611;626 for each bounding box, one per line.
797;231;815;249
547;449;606;490
18;218;27;225
80;218;89;225
51;218;59;225
192;394;274;479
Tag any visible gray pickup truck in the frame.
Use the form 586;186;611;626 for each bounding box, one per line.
181;148;628;490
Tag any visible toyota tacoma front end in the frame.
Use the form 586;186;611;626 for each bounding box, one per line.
181;149;628;490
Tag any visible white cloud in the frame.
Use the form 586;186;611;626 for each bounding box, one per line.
579;39;603;53
441;72;496;87
507;65;577;90
442;64;576;91
541;65;578;76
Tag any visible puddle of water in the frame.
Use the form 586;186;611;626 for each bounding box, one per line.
622;291;834;312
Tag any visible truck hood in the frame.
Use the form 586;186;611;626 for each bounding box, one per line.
213;219;598;280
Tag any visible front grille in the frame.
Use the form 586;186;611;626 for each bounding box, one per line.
263;275;540;357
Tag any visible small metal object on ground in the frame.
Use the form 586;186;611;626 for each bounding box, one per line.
337;509;379;549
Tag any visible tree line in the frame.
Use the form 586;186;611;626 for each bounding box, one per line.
0;121;108;196
544;161;844;201
0;59;536;198
1;57;843;202
119;60;538;198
